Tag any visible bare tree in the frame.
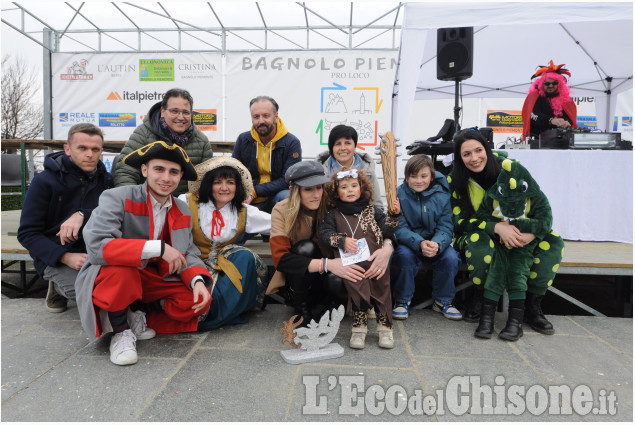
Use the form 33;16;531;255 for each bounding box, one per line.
1;55;44;140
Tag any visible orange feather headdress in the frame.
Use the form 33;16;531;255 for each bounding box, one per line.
530;60;571;79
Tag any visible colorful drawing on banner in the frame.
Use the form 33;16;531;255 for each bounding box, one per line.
139;59;175;82
193;109;218;132
486;110;523;133
316;82;383;148
99;113;136;127
577;116;598;130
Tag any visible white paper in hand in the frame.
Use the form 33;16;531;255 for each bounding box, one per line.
339;239;371;266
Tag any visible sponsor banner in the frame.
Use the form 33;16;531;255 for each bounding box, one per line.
139;59;175;82
193;109;217;132
59;58;94;80
58;112;98;127
577;115;598;130
99;113;136;127
52;52;222;140
225;51;397;159
486;110;523;133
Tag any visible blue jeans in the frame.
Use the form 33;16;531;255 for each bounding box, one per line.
392;243;460;305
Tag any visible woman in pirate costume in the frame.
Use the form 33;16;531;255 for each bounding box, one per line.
179;156;270;330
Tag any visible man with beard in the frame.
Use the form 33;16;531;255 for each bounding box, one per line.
232;96;302;213
522;60;578;140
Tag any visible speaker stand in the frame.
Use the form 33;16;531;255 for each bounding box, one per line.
453;79;462;137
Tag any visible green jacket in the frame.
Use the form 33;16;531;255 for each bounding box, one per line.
114;101;213;196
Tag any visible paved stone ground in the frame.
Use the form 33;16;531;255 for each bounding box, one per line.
1;298;632;422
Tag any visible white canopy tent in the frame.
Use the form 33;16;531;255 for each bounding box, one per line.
392;2;633;140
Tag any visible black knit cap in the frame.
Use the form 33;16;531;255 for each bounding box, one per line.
327;124;358;157
122;140;198;181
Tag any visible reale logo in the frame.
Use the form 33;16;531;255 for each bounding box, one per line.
59;112;97;125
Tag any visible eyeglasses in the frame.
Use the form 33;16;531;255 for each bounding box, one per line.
543;81;559;87
166;108;192;118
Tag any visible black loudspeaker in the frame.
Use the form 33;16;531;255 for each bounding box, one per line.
437;27;474;81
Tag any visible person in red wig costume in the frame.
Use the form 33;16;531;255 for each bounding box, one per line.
522;60;578;140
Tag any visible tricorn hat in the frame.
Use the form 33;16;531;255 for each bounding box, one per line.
188;156;253;200
122;141;198;181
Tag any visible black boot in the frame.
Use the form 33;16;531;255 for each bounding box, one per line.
287;240;321;325
524;293;555;335
289;287;312;325
499;307;524;341
464;288;483;323
474;301;496;339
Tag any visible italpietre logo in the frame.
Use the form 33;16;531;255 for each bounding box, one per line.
106;90;165;103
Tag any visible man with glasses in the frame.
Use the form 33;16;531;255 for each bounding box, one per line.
522;60;578;140
115;88;213;195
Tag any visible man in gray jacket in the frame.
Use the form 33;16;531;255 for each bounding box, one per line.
76;141;213;366
114;88;213;196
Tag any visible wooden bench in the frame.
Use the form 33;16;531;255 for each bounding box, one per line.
2;210;632;313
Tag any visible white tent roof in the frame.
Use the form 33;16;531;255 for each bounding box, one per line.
392;2;633;138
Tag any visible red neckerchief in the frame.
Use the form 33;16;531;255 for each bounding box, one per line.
210;209;225;239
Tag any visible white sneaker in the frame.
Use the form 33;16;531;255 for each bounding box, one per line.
127;309;156;340
349;327;367;350
109;329;138;366
377;325;394;349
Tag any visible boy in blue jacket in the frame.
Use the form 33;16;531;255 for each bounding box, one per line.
392;155;461;320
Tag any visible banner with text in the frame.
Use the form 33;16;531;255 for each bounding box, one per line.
51;53;222;141
225;51;398;159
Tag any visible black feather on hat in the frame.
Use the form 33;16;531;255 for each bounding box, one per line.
122;141;198;181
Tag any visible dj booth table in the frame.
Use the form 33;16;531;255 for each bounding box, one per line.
501;149;632;243
407;144;632;243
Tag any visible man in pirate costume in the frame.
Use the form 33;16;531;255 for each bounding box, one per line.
75;141;213;366
522;60;578;140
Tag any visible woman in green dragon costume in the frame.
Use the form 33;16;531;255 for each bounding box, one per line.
448;129;564;340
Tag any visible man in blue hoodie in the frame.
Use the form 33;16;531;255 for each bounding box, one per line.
18;123;113;313
392;155;462;320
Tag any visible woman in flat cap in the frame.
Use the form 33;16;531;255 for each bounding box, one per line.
267;161;384;324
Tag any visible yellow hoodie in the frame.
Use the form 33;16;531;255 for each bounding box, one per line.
251;117;289;203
